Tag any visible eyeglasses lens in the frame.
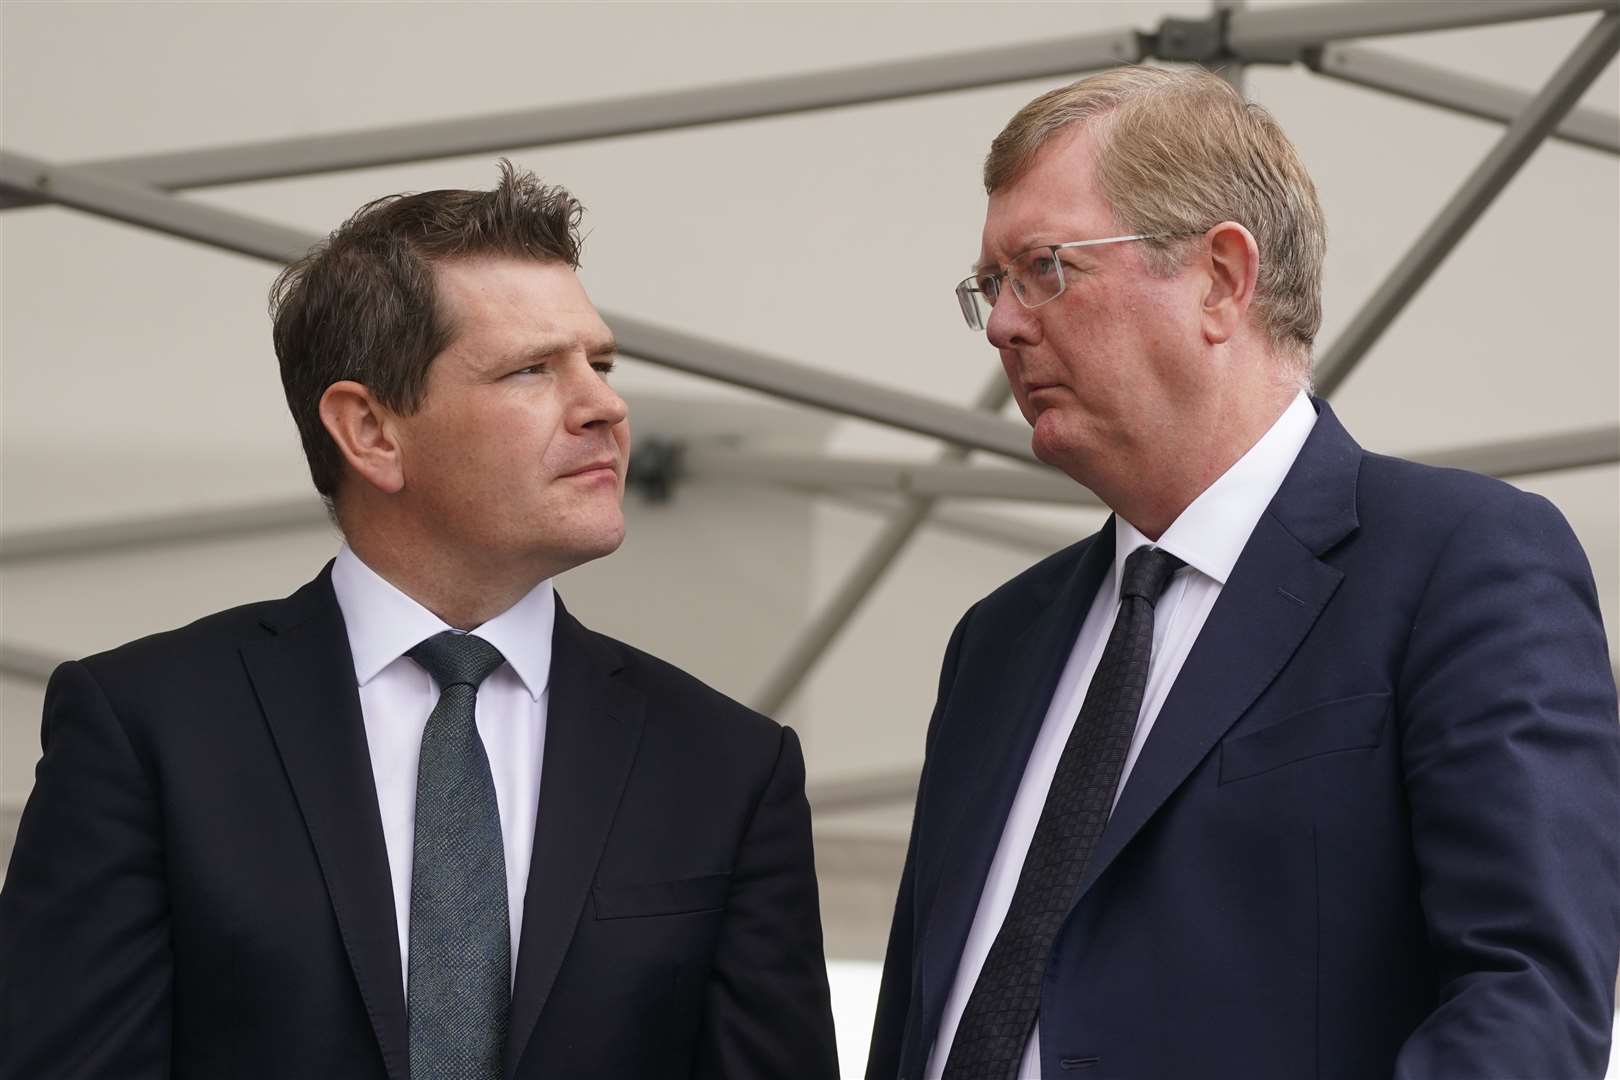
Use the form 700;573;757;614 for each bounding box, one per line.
1010;249;1063;308
956;277;994;330
959;249;1070;329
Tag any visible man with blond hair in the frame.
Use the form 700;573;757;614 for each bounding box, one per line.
870;66;1619;1080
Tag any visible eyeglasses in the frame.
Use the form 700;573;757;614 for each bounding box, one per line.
955;234;1158;331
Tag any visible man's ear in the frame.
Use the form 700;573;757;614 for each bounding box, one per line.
318;381;406;495
1200;221;1260;346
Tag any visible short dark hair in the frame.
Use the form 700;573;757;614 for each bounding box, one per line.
269;160;585;502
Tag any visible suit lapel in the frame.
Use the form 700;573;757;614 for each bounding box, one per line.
912;532;1114;1065
504;601;643;1079
241;566;409;1080
1071;399;1362;906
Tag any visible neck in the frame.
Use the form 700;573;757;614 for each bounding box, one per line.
341;511;553;631
1095;383;1298;541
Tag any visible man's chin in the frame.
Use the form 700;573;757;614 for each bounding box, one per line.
516;510;626;577
1030;417;1075;466
571;520;627;565
1030;422;1097;488
594;526;628;560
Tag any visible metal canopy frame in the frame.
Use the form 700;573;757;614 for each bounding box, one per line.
3;2;1617;785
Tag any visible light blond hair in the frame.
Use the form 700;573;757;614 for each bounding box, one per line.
986;66;1325;377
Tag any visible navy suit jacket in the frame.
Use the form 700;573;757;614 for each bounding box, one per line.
0;571;838;1080
869;401;1620;1080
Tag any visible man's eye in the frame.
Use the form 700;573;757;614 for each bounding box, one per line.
1030;255;1058;279
976;275;1001;298
593;359;617;376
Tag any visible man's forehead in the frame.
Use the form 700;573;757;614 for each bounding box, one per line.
977;128;1109;266
436;254;585;308
436;255;610;341
977;208;1096;270
427;264;613;381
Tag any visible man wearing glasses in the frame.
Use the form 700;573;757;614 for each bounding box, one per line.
869;66;1619;1080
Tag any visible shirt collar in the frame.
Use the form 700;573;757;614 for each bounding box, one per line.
329;545;555;701
1113;390;1317;587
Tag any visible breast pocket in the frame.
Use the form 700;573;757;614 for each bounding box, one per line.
1219;692;1390;784
591;872;731;920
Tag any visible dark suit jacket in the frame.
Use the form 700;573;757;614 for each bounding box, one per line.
0;568;838;1079
869;401;1620;1080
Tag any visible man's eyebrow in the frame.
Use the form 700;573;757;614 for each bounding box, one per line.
497;334;618;366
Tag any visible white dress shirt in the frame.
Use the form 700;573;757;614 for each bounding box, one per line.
925;392;1318;1080
330;545;553;990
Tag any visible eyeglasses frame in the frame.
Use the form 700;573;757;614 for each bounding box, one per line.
955;233;1162;331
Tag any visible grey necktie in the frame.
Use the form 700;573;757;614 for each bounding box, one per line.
406;631;510;1080
944;545;1185;1080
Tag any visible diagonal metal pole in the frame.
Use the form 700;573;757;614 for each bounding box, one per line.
0;28;1144;210
682;449;1097;505
752;370;1016;716
0;150;318;264
1410;424;1620;478
0;496;330;564
1309;44;1619;156
0;643;62;684
604;314;1036;462
1315;11;1620;396
0;149;1037;463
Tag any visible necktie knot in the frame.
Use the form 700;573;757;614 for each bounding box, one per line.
1120;546;1185;604
408;631;506;691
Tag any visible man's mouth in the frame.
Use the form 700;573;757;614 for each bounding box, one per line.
560;460;618;479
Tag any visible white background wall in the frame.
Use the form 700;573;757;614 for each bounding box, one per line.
3;1;1617;1071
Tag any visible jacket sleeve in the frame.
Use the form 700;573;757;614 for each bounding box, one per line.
691;724;840;1080
1393;488;1620;1078
866;604;976;1080
0;660;173;1080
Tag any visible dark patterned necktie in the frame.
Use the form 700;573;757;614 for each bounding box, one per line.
406;631;511;1080
943;546;1185;1080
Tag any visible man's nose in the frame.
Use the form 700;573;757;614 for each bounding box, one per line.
985;287;1040;350
568;365;628;431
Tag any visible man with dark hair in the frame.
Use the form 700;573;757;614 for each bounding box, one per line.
0;163;839;1080
869;67;1619;1080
